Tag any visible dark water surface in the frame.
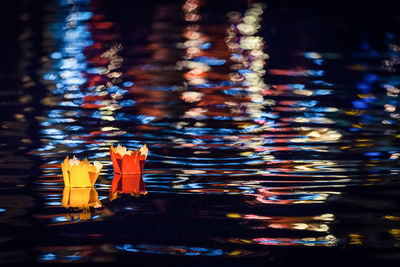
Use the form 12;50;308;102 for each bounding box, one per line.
1;0;400;265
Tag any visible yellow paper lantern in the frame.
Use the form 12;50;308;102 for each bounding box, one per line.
61;155;102;188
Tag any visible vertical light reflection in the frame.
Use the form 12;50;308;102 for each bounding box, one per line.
180;0;207;119
40;0;131;156
224;2;343;168
42;2;93;97
37;0;128;225
221;2;340;246
40;0;95;155
174;0;232;147
224;3;283;170
225;3;270;124
345;34;400;181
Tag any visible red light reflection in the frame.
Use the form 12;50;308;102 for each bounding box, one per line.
110;174;147;200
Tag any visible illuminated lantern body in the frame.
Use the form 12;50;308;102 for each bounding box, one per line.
61;156;103;188
110;174;147;199
109;144;148;175
62;187;102;209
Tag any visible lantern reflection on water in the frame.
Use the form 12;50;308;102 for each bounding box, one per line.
62;187;102;209
110;174;147;200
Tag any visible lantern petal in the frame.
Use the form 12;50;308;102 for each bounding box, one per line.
110;146;122;174
61;162;71;187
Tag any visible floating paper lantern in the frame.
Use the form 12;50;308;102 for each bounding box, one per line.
109;144;148;175
61;156;103;188
62;187;102;209
110;174;147;200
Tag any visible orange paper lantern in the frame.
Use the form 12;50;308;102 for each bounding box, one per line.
109;144;148;174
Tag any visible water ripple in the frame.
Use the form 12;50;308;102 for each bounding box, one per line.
2;0;400;264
